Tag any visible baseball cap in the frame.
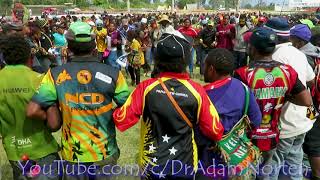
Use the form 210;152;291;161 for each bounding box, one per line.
265;17;290;37
141;18;148;24
258;16;267;23
96;19;103;27
201;19;208;25
290;24;311;42
250;27;277;52
65;21;95;43
156;33;191;64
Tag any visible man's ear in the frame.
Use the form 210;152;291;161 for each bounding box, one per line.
25;56;33;68
210;65;216;74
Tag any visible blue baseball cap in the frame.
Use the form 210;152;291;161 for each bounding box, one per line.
250;27;277;52
290;24;312;42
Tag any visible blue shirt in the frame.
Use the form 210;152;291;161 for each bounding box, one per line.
196;77;262;170
204;77;261;133
52;33;66;47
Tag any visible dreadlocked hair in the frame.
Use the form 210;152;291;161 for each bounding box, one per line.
0;34;31;65
206;48;235;75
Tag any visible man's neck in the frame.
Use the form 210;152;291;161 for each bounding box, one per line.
254;55;273;62
212;75;231;82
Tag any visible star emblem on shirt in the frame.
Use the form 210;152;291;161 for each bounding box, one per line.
149;144;156;153
169;146;177;155
152;157;158;163
159;172;166;179
162;134;171;143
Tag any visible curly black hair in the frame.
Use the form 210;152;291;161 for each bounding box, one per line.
206;48;235;75
67;39;96;56
0;34;31;65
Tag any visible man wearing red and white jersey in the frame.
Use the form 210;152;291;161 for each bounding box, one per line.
235;27;312;180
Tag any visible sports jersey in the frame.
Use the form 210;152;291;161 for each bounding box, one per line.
130;38;145;65
113;72;223;179
93;28;108;53
235;61;305;151
32;56;130;162
216;24;235;50
0;65;59;161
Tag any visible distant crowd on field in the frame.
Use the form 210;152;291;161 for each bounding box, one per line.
1;11;320;83
3;6;320;180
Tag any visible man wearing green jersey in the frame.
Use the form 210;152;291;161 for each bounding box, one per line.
0;35;60;179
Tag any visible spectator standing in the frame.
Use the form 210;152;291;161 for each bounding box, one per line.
196;48;262;179
127;30;145;86
107;22;121;70
290;24;320;180
198;21;216;75
233;14;249;68
1;35;60;180
235;27;312;180
216;15;235;51
267;18;315;180
93;19;108;62
27;22;130;180
52;24;67;65
178;18;198;77
113;33;224;180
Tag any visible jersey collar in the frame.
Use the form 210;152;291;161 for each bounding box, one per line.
159;72;190;79
204;77;232;90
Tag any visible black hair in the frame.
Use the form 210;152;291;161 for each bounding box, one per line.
72;16;77;22
311;34;320;47
206;48;235;75
155;60;187;73
239;14;246;20
277;35;289;44
292;35;309;45
67;39;96;56
0;35;31;65
254;46;275;56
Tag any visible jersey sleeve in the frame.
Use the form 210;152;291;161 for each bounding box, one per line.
234;67;248;84
113;71;130;106
31;69;58;108
112;81;147;132
199;94;224;141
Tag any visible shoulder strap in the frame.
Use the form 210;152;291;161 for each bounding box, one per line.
158;78;193;128
242;82;250;116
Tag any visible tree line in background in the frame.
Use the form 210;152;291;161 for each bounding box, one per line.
0;0;273;16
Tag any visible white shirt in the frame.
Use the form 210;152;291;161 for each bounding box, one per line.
272;42;315;139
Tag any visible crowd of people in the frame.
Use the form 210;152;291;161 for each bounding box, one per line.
1;9;320;180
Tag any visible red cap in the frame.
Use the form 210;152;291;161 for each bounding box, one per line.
258;16;268;23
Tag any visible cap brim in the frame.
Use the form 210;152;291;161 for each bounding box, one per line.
159;19;171;23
